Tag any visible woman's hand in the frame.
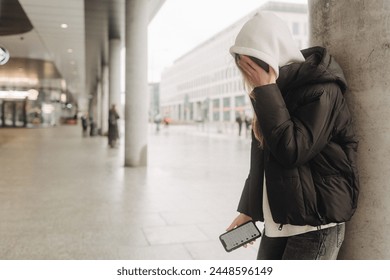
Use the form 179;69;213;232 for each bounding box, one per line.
227;213;252;231
226;213;254;248
238;55;276;87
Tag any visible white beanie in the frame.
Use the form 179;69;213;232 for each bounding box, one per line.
230;12;305;78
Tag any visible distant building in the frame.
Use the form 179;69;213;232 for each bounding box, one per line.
148;82;160;121
160;1;308;127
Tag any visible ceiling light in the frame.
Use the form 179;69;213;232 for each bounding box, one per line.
61;23;68;29
0;77;38;85
60;93;67;103
27;89;39;100
0;90;38;100
67;48;73;53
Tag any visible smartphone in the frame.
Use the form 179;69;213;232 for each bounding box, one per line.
219;221;261;252
248;56;270;72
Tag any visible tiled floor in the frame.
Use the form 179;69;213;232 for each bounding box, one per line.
0;123;260;260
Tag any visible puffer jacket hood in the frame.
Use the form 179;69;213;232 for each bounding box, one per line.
277;46;348;94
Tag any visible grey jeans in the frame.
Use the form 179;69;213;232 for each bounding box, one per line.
257;223;345;260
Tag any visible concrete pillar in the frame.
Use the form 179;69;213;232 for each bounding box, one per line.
109;38;122;115
309;0;390;259
101;64;109;135
124;0;148;167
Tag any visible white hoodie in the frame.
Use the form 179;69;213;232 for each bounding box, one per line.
230;11;305;78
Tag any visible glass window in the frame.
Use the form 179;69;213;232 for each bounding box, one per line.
235;95;245;109
223;97;230;121
189;102;194;120
212;99;220;121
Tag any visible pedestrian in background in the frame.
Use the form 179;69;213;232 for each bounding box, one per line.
154;113;162;132
236;113;243;136
108;104;120;147
81;113;89;137
89;116;95;137
226;12;359;260
244;115;252;138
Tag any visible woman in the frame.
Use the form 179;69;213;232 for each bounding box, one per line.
108;104;120;147
227;12;359;260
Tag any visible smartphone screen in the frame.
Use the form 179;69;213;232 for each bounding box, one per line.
219;221;261;252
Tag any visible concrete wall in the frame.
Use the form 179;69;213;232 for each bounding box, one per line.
309;0;390;259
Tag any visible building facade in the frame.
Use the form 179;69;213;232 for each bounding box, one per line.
149;82;160;121
159;1;308;130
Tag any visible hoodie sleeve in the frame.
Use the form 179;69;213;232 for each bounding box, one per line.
252;83;341;168
237;131;264;221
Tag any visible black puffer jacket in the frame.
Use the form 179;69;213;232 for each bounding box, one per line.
238;47;359;226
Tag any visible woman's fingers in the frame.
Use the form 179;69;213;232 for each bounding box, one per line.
226;213;252;231
238;56;257;79
226;220;237;231
238;55;276;86
243;241;255;248
241;55;262;72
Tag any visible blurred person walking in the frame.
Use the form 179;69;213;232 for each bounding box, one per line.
81;113;89;137
226;12;359;260
154;113;162;132
89;116;96;136
236;113;243;136
244;115;252;138
108;104;120;147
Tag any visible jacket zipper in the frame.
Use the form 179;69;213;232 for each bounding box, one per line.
278;224;284;231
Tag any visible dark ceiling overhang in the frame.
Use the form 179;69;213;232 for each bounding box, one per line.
0;0;33;35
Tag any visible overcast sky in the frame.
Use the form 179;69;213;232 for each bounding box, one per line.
147;0;307;82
